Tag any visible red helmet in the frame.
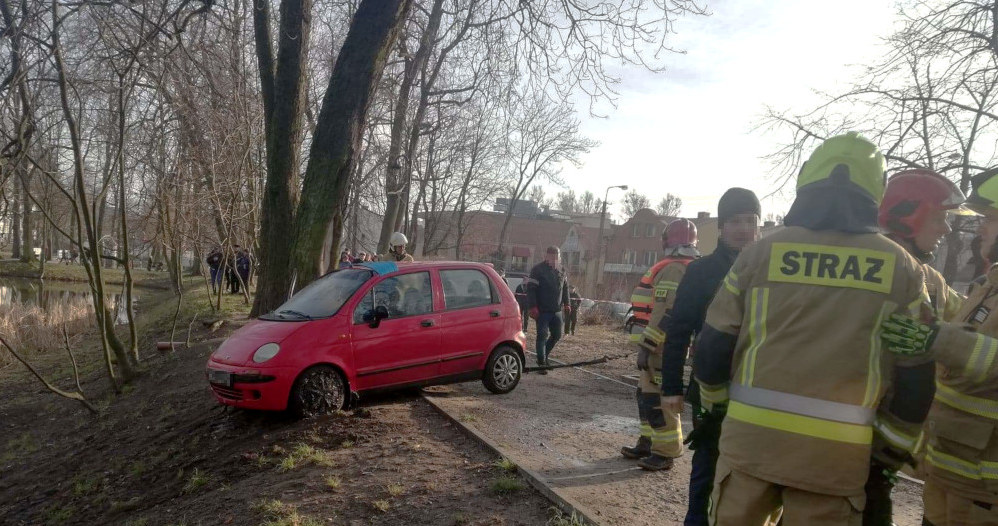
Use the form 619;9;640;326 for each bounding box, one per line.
879;169;967;238
665;219;697;247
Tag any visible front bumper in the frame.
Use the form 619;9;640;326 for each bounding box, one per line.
205;359;298;411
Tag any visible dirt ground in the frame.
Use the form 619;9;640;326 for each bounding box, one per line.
0;291;557;526
427;320;925;526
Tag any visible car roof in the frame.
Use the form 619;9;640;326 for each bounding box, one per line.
355;260;496;276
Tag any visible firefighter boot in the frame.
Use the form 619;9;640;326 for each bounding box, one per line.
621;436;651;459
638;453;674;471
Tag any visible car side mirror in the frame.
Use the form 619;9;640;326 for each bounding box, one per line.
367;305;389;328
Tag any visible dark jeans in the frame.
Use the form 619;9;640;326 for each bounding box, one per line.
535;311;563;365
520;307;529;331
685;438;719;526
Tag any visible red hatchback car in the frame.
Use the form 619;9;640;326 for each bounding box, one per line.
206;261;527;416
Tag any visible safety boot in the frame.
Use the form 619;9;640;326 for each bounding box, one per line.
637;453;674;471
620;436;651;459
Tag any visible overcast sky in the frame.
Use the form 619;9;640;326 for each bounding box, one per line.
546;0;902;222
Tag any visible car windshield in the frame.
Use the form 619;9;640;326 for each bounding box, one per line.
262;268;373;320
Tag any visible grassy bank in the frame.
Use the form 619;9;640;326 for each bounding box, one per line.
0;259;177;289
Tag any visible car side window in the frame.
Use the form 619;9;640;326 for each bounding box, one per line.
353;272;433;323
441;269;494;310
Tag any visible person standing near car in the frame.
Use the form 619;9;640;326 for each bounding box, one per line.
515;281;530;331
527;246;571;374
567;285;582;335
659;187;761;525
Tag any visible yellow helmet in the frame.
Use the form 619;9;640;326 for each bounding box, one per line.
797;132;887;204
966;168;998;214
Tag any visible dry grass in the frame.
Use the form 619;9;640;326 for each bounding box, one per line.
0;297;93;368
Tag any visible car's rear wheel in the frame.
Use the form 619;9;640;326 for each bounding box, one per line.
289;365;346;418
482;345;522;394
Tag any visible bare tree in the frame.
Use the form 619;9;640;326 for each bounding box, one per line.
656;193;682;217
622;189;651;218
760;0;998;280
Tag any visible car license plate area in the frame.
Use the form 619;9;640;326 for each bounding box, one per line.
209;370;232;387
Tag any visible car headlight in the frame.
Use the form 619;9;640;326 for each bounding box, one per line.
252;343;281;363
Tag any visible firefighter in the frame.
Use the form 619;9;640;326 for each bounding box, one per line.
866;169;969;525
620;218;700;471
660;187;761;526
695;132;935;525
380;232;414;263
880;168;998;526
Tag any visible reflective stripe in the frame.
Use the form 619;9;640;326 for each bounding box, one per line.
728;401;873;445
935;382;998;420
650;428;682;443
723;271;740;295
873;418;917;451
730;383;875;426
629;333;643;343
863;302;891;408
643;326;666;346
740;288;769;386
966;333;998;383
699;384;729;411
927;444;998;480
639;423;652;438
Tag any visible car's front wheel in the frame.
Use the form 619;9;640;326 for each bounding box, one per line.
482;345;522;394
289;365;346;418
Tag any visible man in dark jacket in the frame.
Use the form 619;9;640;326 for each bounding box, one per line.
527;246;571;373
659;188;761;526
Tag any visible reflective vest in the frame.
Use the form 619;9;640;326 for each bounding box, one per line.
630;257;694;347
698;227;929;496
631;256;690;326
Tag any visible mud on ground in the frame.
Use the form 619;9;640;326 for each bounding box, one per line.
0;292;557;526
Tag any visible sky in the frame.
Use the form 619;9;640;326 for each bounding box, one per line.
547;0;902;222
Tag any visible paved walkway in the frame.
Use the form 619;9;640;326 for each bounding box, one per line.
423;328;924;525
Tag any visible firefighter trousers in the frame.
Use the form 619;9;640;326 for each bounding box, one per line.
711;457;863;526
636;351;683;458
923;475;998;525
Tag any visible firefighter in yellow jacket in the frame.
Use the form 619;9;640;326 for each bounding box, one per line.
868;169;970;524
621;219;700;471
880;168;998;525
694;132;936;525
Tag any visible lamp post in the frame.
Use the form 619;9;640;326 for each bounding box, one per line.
593;184;628;296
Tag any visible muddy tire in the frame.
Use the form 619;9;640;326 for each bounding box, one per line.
482;345;522;394
289;365;346;418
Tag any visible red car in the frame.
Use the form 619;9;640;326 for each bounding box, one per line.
206;261;527;416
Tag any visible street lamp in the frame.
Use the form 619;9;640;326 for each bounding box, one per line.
593;184;628;295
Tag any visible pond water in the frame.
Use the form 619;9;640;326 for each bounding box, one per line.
0;276;138;323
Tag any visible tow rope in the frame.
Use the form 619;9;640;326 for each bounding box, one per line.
523;351;633;373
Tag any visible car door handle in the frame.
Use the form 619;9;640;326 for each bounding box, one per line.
420;319;435;327
490;310;500;317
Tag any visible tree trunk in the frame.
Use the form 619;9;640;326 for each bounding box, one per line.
289;0;414;288
376;0;446;254
250;0;313;316
19;171;32;262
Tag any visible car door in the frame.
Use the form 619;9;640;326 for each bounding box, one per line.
436;268;505;377
350;271;441;390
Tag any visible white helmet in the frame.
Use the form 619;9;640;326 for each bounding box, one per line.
389;232;408;247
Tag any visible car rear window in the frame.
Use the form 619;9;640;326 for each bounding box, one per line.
441;269;495;310
263;268;372;320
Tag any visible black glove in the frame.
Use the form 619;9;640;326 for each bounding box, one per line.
684;406;725;451
637;347;649;370
863;459;897;526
